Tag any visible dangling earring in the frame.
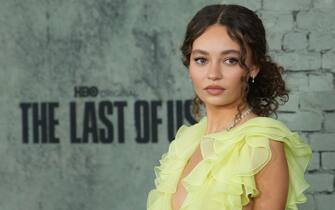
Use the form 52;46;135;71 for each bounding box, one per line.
252;76;255;83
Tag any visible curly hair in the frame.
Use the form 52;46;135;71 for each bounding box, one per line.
180;4;289;122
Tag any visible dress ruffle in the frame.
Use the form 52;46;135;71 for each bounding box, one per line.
147;116;312;210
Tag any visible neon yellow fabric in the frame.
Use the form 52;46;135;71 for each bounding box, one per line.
147;116;312;210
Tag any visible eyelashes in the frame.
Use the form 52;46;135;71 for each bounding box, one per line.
194;57;208;65
224;58;239;65
193;57;239;66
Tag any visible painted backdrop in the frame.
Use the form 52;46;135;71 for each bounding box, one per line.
1;0;334;210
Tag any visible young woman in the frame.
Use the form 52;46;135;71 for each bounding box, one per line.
147;4;312;210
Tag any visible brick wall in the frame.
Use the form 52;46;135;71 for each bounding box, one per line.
206;1;335;209
231;0;335;209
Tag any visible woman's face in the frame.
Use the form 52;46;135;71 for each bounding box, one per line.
188;24;258;109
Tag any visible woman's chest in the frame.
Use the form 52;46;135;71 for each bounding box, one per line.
171;144;203;210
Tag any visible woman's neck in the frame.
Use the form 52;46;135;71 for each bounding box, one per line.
204;103;255;134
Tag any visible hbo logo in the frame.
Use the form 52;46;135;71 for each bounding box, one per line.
74;86;99;97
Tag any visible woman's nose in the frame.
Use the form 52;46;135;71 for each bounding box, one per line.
207;62;222;80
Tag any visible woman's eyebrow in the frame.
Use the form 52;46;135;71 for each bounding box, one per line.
192;49;240;55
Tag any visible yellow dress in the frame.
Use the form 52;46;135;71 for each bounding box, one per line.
147;116;312;210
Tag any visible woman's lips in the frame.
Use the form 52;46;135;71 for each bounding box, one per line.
205;87;225;95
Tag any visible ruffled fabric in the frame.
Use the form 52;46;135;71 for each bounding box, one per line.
147;116;312;210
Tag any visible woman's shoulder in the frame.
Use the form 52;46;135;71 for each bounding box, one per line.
243;116;291;131
237;116;307;146
199;115;292;141
173;117;208;139
173;115;294;141
245;115;297;135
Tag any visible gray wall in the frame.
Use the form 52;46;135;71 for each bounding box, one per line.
0;0;334;210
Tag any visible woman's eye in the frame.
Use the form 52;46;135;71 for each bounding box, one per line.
224;58;239;65
194;57;207;65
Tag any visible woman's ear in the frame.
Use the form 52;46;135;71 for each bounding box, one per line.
250;65;260;78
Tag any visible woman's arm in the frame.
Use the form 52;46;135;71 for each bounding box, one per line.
250;140;289;210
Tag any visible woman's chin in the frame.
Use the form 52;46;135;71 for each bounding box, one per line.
202;97;241;108
203;100;230;107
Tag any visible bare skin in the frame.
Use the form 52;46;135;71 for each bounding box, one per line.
170;119;289;210
170;142;203;210
170;114;259;210
187;24;259;134
171;24;289;210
